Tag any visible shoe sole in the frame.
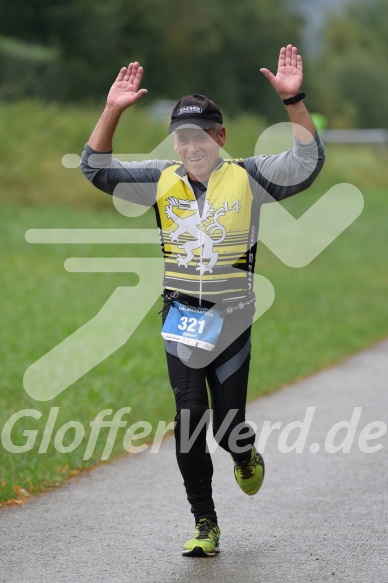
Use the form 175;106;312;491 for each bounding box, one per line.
182;545;220;557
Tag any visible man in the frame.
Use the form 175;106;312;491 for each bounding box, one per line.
81;44;325;557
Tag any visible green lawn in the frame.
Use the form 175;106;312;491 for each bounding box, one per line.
0;101;387;505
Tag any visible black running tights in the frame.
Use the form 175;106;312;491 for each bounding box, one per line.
165;327;256;525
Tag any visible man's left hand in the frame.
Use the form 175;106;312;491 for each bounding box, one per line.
260;45;303;100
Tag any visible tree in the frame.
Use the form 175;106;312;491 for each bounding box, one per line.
306;0;388;127
0;0;303;120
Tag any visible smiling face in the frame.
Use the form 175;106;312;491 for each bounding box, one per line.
173;126;226;183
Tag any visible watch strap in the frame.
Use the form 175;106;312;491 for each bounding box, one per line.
282;92;306;105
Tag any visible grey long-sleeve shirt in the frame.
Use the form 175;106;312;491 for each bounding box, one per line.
80;133;325;303
80;133;325;207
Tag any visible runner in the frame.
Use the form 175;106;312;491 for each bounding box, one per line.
81;44;325;557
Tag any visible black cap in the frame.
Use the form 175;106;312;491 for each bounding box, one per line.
168;93;223;133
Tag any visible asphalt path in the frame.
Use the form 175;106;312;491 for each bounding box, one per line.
1;341;387;583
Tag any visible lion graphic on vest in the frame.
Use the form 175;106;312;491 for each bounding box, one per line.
165;197;227;275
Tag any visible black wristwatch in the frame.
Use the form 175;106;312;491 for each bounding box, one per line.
282;92;306;106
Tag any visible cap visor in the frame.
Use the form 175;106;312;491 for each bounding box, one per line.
168;119;215;133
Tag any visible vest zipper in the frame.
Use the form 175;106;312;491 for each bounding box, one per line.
199;224;203;306
176;161;223;306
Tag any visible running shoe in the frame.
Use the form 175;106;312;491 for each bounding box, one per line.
233;446;265;495
182;518;221;557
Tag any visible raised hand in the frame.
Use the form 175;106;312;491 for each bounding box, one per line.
106;62;148;111
260;45;303;100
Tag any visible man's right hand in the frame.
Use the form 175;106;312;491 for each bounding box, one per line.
106;62;148;112
86;61;147;151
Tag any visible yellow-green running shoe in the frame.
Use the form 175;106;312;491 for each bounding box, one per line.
182;518;221;557
233;447;265;495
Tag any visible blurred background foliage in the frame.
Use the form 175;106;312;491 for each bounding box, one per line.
0;0;386;127
310;0;388;127
1;0;387;504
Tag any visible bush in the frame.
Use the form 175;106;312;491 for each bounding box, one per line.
0;35;59;101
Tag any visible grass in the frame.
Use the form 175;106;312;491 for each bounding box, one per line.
0;100;387;505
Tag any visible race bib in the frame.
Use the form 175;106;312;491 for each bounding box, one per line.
161;301;224;351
